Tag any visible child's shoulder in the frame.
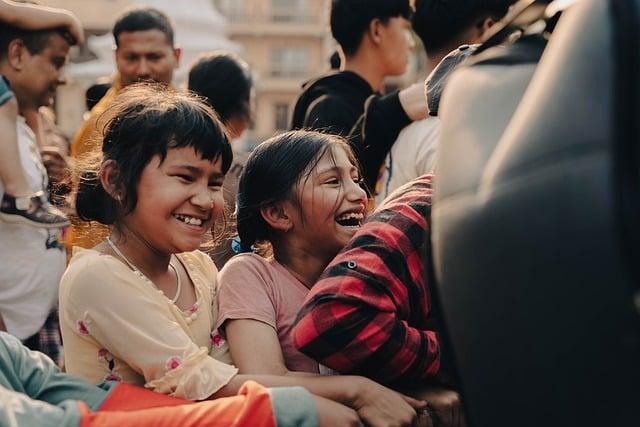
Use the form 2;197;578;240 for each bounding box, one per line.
221;252;273;273
67;246;120;270
60;248;134;300
63;248;132;286
178;249;217;272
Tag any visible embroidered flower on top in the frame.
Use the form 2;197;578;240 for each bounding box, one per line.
104;372;122;382
98;347;116;372
97;348;110;362
210;330;225;348
77;320;89;335
166;356;182;370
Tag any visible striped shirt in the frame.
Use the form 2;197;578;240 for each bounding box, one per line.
292;174;440;384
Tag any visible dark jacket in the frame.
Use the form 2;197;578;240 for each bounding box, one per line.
291;71;411;190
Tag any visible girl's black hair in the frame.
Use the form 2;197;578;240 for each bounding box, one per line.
75;83;233;225
187;51;252;125
236;130;357;253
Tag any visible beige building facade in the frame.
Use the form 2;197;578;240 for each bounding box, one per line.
215;0;334;147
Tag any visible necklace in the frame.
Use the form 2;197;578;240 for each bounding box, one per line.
106;236;182;304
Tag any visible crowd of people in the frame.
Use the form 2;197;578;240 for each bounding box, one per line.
0;0;522;426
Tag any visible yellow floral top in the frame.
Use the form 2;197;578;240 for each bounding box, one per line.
59;247;237;401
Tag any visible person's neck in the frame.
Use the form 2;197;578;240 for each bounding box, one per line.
342;52;386;93
273;242;330;289
109;226;172;280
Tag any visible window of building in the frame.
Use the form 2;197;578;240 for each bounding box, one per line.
274;103;290;130
216;0;245;20
271;0;308;22
270;47;308;78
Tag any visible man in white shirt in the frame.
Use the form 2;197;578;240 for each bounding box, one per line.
375;0;515;204
0;23;75;357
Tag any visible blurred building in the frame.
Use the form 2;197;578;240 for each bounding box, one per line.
215;0;334;147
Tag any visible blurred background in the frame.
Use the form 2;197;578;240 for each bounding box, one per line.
40;0;425;149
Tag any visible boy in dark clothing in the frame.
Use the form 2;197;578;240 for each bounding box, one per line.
291;0;428;189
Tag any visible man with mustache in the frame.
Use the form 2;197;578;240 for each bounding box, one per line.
70;6;181;249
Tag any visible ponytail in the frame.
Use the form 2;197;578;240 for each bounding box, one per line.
75;168;119;225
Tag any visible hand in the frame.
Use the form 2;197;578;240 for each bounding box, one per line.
415;387;464;427
350;377;426;427
417;407;435;427
399;82;428;121
312;394;363;427
3;2;85;45
59;10;84;45
41;146;71;185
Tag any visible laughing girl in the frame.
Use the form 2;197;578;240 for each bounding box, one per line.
59;84;425;427
217;131;368;375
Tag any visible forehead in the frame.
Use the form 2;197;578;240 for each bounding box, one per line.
116;29;172;52
160;146;223;173
314;145;354;170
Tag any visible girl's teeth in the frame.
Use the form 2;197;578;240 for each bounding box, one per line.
337;212;363;220
175;215;202;226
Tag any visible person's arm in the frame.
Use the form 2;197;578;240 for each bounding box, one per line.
0;331;109;410
0;386;82;427
292;222;440;384
349;83;427;190
0;0;83;44
225;319;315;376
0;82;32;197
213;372;424;427
0;335;83;427
402;386;464;427
84;381;336;427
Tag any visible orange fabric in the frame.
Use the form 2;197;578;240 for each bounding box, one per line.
79;381;276;427
98;382;188;411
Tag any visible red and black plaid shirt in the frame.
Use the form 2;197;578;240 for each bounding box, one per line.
292;174;440;384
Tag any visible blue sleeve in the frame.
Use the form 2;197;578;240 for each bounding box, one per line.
0;385;81;427
268;386;319;427
0;332;109;411
0;75;15;107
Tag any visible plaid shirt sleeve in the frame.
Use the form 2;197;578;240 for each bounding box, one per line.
292;175;440;384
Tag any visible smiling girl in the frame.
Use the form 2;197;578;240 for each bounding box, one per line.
216;131;368;375
59;84;425;427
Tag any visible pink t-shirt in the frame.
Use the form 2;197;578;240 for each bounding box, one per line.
217;253;320;373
